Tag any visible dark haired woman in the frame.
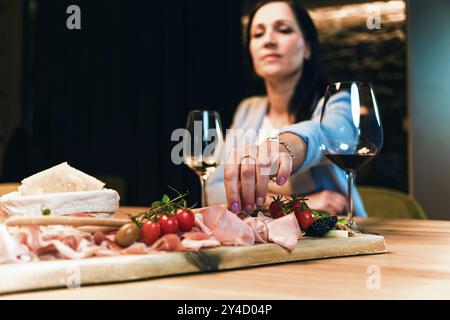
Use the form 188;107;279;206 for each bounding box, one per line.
206;0;367;217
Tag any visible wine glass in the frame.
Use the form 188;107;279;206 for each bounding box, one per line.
183;110;224;207
319;81;383;229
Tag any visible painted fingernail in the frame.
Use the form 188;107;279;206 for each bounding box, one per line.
231;201;240;213
245;204;254;213
277;176;287;186
256;197;265;207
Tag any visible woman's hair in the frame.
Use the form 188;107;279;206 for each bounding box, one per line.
244;0;327;122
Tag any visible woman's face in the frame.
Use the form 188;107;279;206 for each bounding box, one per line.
249;2;310;81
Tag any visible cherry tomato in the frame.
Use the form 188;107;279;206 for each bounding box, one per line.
294;209;316;232
159;215;179;235
139;221;161;245
269;201;285;219
269;201;281;214
175;208;195;232
288;200;302;211
272;210;285;219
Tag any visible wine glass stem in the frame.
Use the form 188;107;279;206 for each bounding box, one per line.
199;175;208;208
346;170;356;226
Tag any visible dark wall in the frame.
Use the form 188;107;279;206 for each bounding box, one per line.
4;0;244;205
2;0;410;207
317;7;408;192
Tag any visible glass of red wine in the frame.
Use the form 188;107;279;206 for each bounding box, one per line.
319;81;383;229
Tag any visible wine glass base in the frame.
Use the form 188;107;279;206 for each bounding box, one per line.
347;219;359;232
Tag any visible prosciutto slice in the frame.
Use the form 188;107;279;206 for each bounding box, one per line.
0;224;31;263
178;229;220;251
182;230;212;241
13;226;106;260
244;216;269;243
181;238;221;251
38;238;103;260
151;234;186;252
193;214;212;235
200;205;255;246
267;213;302;251
1;203;305;264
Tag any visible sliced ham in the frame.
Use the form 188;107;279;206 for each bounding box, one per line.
181;238;221;251
12;226;105;260
15;226;41;252
106;240;125;254
151;234;186;252
236;212;250;220
120;242;150;255
0;224;31;264
33;225;91;243
257;211;274;223
94;248;119;257
179;230;220;251
1;204;306;264
244;216;269;243
180;230;216;248
181;231;212;241
200;205;255;246
267;213;302;251
93;231;107;245
92;232;140;255
37;238;102;260
193;213;212;235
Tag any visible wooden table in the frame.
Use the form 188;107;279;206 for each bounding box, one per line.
2;208;450;300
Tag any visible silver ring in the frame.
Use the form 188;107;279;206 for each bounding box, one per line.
241;155;257;163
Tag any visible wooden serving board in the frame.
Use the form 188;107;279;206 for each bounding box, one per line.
0;233;386;295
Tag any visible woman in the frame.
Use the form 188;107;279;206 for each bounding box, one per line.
206;0;367;217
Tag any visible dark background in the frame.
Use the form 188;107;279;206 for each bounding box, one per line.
0;0;407;206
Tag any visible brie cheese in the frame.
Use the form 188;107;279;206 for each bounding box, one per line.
0;162;120;218
0;189;119;218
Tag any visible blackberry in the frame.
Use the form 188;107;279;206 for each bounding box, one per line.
306;216;338;237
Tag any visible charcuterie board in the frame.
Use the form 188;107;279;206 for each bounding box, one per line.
0;233;386;295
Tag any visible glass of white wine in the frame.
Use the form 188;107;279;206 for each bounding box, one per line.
184;110;224;207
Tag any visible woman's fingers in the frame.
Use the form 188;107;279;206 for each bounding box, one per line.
255;148;271;208
306;190;347;215
224;143;294;214
224;148;242;213
323;191;346;215
332;192;347;214
326;203;341;215
274;151;293;186
240;144;259;213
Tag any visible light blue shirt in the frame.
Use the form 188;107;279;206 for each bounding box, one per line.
205;93;367;217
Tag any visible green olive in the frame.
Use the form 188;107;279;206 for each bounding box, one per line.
115;223;140;247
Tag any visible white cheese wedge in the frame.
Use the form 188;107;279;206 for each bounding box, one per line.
0;162;120;219
0;189;119;218
18;162;105;196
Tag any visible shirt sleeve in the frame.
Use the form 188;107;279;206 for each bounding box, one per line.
279;91;353;174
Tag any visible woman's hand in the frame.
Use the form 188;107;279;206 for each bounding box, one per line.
224;134;306;213
305;190;346;215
